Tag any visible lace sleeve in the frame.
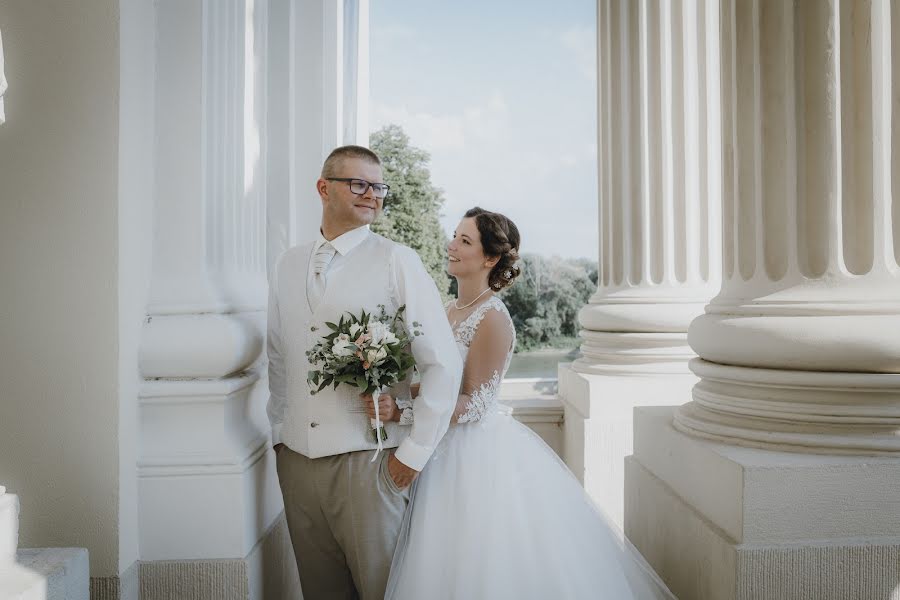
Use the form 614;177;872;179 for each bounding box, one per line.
396;394;415;426
455;308;515;423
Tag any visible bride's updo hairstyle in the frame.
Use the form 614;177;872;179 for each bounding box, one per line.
464;207;522;291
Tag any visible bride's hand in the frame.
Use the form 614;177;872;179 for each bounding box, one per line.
362;393;400;422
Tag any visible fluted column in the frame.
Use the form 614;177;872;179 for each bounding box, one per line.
280;0;371;247
133;2;368;593
140;0;265;380
675;0;900;454
628;4;900;597
559;0;722;527
136;0;279;570
582;0;720;344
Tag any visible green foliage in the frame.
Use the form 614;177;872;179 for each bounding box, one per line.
500;254;597;352
370;125;453;301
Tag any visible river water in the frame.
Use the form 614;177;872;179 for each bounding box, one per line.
506;347;580;379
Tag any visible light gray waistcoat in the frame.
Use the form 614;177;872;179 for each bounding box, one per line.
276;233;410;458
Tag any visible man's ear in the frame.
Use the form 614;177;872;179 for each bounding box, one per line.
316;178;329;201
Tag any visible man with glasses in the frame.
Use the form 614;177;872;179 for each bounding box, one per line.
266;145;461;599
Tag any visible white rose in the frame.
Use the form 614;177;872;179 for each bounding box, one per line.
365;349;379;365
375;346;388;362
332;336;356;357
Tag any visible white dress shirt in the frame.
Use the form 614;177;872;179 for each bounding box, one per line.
306;226;370;300
267;226;462;471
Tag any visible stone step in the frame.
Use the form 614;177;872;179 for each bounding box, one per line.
15;548;89;600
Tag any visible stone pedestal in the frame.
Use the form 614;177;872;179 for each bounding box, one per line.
627;407;900;600
559;340;697;529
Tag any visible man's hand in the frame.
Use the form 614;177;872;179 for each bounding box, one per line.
362;393;400;423
388;453;418;489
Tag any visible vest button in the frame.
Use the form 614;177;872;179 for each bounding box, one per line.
310;422;319;428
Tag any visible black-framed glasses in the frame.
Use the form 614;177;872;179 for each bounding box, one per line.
327;178;390;199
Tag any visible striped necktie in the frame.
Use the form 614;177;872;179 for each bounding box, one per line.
309;242;336;311
313;242;336;275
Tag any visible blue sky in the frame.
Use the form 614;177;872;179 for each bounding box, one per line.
370;0;598;260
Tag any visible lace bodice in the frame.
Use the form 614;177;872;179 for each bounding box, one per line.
448;296;516;423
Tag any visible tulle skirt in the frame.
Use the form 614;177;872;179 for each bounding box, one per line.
386;411;675;600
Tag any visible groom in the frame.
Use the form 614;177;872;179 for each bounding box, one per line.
266;145;461;599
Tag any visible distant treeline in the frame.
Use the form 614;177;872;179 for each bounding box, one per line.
500;254;596;351
370;124;597;352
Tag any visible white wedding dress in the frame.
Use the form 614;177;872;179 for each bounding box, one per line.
386;296;675;599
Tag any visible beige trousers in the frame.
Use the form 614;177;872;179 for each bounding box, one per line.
276;446;411;600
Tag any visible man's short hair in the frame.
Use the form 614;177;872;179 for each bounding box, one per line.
321;145;381;178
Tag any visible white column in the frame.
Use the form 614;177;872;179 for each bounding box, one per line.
283;0;371;247
137;0;278;566
135;0;370;593
675;0;900;453
628;2;900;598
559;0;721;528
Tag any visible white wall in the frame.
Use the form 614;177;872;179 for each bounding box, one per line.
0;0;122;578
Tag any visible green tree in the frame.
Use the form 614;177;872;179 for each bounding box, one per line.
370;125;452;300
501;254;596;351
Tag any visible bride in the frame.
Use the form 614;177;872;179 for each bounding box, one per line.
368;207;675;599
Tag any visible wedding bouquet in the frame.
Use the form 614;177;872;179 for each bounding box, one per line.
306;305;421;445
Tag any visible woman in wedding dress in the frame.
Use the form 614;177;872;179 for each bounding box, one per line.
372;207;675;599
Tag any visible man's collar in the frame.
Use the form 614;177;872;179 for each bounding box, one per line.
315;225;370;256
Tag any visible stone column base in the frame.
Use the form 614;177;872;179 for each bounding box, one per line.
626;406;900;600
558;364;696;529
89;515;300;600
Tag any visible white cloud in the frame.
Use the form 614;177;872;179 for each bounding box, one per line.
369;34;598;260
372;91;510;151
369;93;598;259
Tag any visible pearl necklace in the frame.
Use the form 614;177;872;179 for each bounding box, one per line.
453;287;493;310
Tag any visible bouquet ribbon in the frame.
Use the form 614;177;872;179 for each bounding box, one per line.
370;388;385;463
